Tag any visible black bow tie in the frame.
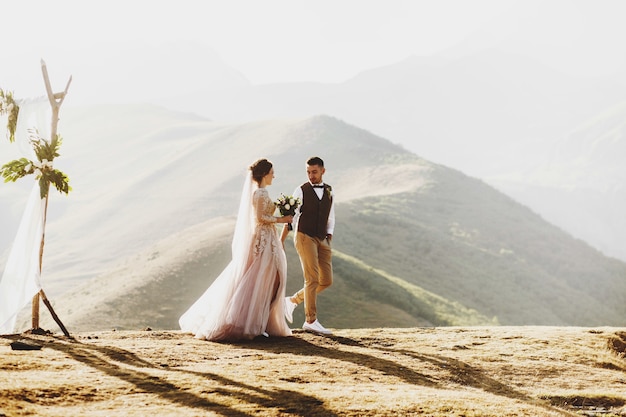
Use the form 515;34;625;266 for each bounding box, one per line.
312;184;324;188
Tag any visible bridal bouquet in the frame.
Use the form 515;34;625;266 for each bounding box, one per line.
275;194;301;216
275;194;301;230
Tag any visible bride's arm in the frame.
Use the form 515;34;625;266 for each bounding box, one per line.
254;190;292;224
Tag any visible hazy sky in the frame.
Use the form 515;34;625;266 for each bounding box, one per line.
5;0;625;94
2;0;626;103
3;1;508;84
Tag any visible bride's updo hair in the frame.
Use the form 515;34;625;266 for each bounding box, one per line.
249;158;273;185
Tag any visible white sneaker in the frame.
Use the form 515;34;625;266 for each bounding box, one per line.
284;297;297;323
302;319;332;335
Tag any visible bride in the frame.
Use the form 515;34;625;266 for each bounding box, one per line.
179;158;294;341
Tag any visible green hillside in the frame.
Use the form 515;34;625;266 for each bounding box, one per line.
334;165;626;326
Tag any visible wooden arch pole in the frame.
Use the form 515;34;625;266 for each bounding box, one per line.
31;59;72;337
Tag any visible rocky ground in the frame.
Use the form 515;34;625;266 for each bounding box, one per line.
1;326;626;416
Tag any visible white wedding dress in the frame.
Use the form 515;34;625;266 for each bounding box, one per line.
179;173;292;341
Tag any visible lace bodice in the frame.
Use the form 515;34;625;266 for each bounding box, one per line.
252;188;280;256
253;188;277;225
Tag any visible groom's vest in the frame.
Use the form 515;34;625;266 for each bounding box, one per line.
298;183;332;239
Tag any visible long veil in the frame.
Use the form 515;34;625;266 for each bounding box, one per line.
178;170;257;334
230;170;256;280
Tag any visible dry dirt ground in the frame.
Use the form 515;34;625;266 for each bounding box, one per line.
1;326;626;417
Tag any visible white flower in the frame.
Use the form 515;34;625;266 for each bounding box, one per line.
24;164;32;173
289;198;295;205
284;204;290;210
34;168;42;178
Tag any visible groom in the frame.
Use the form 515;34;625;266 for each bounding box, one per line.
282;156;335;335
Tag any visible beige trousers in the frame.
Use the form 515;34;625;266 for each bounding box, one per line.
292;232;333;323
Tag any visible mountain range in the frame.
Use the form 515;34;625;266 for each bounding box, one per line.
5;24;624;262
88;40;622;263
1;106;624;332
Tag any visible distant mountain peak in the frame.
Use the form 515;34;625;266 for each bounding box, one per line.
295;114;415;159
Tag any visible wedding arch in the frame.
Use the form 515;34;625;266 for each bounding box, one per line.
0;60;72;336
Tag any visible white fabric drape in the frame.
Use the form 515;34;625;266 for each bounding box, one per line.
0;97;50;335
